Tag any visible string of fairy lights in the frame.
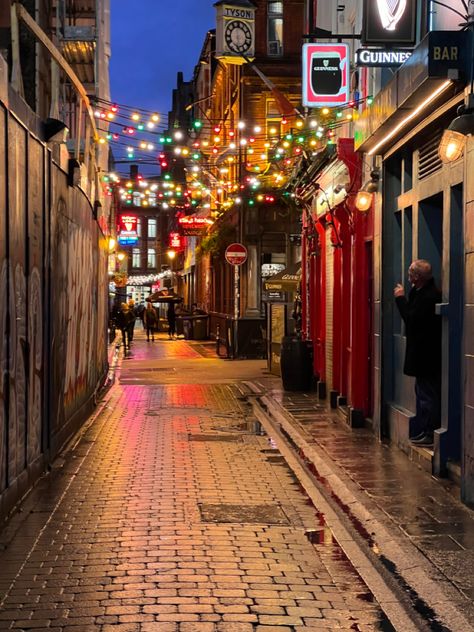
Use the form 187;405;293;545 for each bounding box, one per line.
96;94;374;217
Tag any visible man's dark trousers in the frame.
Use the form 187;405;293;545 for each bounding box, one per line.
415;374;441;436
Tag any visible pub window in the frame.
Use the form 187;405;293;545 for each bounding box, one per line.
147;248;156;269
268;1;283;56
148;218;157;239
132;248;141;268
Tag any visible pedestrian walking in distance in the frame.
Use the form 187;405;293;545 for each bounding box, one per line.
115;302;135;352
144;302;158;342
394;259;442;447
167;301;177;339
127;298;137;343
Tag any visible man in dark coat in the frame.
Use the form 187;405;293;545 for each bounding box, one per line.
394;259;442;446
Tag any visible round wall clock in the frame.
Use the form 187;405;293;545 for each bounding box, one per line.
224;20;252;54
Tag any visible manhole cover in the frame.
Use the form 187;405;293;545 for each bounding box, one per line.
188;434;242;442
199;503;289;525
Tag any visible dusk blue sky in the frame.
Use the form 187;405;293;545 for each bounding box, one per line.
110;1;215;119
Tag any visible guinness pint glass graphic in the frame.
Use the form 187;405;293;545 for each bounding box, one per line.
302;43;350;107
310;51;344;96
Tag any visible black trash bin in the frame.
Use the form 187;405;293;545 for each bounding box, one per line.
192;316;208;340
280;336;313;391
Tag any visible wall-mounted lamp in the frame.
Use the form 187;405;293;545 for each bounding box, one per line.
117;252;126;262
354;169;380;212
438;96;474;163
43;117;69;143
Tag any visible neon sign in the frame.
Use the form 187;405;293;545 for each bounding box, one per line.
178;216;213;236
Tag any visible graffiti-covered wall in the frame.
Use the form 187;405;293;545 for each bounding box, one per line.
0;91;108;520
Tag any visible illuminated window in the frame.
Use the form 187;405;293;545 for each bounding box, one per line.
147;248;156;269
268;1;283;56
133;192;141;206
132;248;140;268
148;218;157;239
137;218;142;237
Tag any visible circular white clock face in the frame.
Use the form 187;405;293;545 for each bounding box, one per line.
225;20;252;54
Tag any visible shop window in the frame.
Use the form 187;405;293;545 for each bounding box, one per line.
147;248;156;269
148;218;157;239
137;218;142;237
268;1;283;56
133;192;141;206
132;248;141;268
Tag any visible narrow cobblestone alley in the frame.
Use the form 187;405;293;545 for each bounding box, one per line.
0;331;391;631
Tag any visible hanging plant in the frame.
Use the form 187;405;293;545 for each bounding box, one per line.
196;222;236;260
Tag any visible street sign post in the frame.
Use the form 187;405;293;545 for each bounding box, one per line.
225;243;247;334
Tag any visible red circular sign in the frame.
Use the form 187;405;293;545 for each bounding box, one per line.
225;243;247;266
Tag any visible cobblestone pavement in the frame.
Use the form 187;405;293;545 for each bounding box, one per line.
0;330;390;631
253;383;474;624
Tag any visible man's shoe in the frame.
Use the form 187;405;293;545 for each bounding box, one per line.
411;433;434;446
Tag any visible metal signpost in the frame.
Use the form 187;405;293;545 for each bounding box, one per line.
225;243;247;356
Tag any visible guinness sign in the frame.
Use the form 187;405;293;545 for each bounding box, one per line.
362;0;417;46
302;43;350;107
356;48;412;67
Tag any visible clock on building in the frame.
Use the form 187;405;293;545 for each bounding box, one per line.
215;0;256;63
224;19;253;54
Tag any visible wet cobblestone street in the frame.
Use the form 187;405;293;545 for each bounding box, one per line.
0;332;389;631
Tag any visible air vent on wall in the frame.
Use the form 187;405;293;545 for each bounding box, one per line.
418;131;443;180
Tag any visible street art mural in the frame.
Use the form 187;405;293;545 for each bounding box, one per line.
0;100;108;519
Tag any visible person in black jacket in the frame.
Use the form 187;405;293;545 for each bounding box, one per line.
394;260;442;446
115;303;135;351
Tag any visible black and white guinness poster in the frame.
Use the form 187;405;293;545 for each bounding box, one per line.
362;0;417;46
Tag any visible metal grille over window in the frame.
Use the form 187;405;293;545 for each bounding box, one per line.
418;131;443;181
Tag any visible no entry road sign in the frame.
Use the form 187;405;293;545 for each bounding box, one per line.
225;243;247;266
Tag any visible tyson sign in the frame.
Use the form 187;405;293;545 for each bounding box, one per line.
302;43;350;108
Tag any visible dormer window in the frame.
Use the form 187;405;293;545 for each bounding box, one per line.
268;1;283;56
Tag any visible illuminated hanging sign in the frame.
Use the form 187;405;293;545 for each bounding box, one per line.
118;214;138;246
356;48;412;67
119;214;138;233
302;43;350;107
169;232;183;250
178;216;213;236
362;0;417;46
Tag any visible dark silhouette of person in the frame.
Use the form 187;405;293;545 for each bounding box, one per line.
143;302;158;341
394;259;442;446
115;302;134;351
